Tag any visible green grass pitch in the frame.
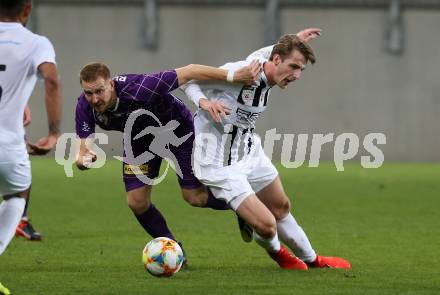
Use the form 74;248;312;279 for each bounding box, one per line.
1;157;439;294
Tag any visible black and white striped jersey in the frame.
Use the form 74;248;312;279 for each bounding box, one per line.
183;60;272;166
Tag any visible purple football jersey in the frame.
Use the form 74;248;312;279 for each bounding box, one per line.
75;70;190;138
74;70;202;191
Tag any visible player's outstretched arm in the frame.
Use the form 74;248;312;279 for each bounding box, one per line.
75;138;97;170
27;62;62;155
246;28;322;61
175;60;260;86
296;27;322;42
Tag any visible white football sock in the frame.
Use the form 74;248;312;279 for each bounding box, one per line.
253;231;281;253
277;213;317;262
0;197;25;255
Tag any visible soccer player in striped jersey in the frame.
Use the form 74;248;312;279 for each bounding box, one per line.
0;0;62;293
182;31;351;270
74;61;259;264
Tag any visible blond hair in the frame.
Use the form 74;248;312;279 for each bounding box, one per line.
79;62;111;84
269;34;316;64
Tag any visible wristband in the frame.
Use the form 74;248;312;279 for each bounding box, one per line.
227;69;235;83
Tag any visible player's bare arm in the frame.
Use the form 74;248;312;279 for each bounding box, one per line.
27;62;62;155
182;60;262;123
175;60;260;86
187;29;319;123
295;28;322;42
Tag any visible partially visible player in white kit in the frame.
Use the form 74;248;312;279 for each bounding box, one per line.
0;0;61;293
182;30;351;270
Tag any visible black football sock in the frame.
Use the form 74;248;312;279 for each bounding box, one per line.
134;204;175;240
205;189;230;210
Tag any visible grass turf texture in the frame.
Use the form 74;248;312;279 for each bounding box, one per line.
1;157;439;295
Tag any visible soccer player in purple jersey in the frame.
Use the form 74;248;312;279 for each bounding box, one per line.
74;62;259;263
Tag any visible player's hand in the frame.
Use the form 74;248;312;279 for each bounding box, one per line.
199;98;231;123
76;151;97;170
23;105;32;127
296;28;322;42
27;133;59;155
233;60;261;85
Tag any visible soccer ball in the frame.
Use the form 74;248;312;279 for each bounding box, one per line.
142;237;184;277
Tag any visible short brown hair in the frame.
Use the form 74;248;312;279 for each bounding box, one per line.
269;34;316;64
79;62;111;84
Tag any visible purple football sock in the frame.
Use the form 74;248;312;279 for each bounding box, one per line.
134;204;175;240
205;189;230;210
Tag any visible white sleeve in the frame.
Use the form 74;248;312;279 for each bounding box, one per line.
246;45;274;62
219;60;250;71
181;59;250;107
33;36;56;71
180;81;206;108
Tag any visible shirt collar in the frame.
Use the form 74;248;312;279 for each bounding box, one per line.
108;97;120;112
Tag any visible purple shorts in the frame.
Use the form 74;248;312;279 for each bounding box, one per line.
122;110;202;192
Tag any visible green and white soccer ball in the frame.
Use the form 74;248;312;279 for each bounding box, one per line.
142;237;184;277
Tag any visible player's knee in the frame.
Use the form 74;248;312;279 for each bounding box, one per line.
254;216;277;238
272;197;291;220
181;191;206;207
127;195;150;214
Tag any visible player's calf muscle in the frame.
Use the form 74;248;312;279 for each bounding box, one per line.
237;196;276;238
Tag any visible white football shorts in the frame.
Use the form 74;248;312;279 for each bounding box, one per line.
194;141;278;210
0;147;31;197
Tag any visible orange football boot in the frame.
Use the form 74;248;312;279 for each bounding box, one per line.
16;219;42;241
268;245;308;270
308;255;351;269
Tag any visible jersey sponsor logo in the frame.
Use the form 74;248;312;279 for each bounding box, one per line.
236;108;260;126
124;164;149;175
241;87;256;105
238;86;257;106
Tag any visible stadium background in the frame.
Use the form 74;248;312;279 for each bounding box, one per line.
25;0;440;162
